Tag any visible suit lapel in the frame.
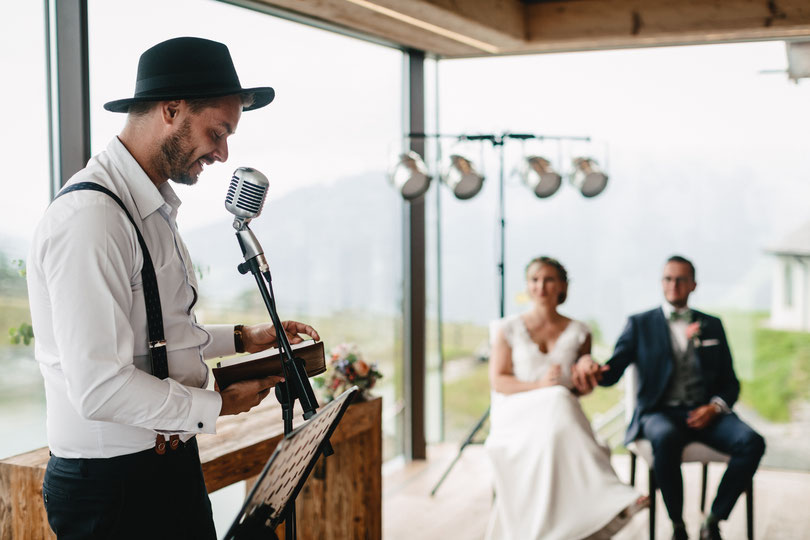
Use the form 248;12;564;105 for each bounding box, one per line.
653;307;675;382
655;307;674;358
690;310;706;372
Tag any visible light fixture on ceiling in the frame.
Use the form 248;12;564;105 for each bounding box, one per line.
570;157;608;198
389;151;432;200
521;156;562;199
442;154;485;200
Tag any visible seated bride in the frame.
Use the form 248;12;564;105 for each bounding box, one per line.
485;256;647;540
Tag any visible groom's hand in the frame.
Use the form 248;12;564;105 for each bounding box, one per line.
572;355;609;396
686;404;719;430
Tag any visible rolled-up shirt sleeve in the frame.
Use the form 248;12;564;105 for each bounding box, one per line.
203;324;237;359
43;199;220;434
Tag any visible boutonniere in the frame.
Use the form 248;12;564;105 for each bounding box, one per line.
686;320;703;348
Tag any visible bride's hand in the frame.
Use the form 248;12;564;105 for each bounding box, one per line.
572;354;609;395
538;364;562;388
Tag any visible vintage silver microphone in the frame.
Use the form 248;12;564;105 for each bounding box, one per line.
224;167;270;273
223;164;332;493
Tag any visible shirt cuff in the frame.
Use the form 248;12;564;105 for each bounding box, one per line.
710;396;731;414
186;386;222;434
203;324;238;359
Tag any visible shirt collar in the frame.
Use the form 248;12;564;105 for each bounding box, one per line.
107;137;176;221
158;182;182;222
661;302;690;320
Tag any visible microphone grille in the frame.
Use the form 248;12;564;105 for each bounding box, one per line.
225;167;269;220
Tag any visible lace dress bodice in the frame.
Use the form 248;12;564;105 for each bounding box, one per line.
491;314;590;390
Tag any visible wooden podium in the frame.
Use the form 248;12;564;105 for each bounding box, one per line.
0;396;382;540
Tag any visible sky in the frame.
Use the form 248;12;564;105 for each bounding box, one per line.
0;0;402;238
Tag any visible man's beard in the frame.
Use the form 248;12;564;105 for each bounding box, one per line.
158;119;199;185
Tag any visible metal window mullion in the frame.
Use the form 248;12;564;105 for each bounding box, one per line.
46;0;91;197
403;49;426;461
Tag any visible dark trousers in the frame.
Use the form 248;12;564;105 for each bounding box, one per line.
640;406;765;524
42;437;216;540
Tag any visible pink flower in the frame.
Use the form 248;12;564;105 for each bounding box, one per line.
686;322;701;340
354;360;370;377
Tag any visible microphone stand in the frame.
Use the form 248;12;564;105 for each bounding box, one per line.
234;222;332;540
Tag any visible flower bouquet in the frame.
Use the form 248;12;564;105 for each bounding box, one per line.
314;343;383;402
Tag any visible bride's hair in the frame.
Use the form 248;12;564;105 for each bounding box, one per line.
525;256;569;304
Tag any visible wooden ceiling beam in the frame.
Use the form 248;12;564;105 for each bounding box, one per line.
364;0;526;48
253;0;524;56
518;0;810;55
251;0;810;58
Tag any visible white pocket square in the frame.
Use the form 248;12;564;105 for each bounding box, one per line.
700;339;719;347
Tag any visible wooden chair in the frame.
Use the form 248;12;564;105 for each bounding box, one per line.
624;366;754;540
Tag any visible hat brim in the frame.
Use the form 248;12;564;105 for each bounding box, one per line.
103;86;275;113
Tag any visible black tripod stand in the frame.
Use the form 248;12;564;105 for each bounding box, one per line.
430;406;489;496
235;223;332;539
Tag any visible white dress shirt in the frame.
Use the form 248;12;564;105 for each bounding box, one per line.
28;137;233;458
661;303;691;354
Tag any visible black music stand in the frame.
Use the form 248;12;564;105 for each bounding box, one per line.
224;387;359;540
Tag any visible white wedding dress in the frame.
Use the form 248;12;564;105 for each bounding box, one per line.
485;314;639;540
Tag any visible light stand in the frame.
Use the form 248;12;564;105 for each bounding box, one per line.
406;132;592;496
234;223;332;539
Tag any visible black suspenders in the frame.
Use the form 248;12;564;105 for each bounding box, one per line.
55;182;169;379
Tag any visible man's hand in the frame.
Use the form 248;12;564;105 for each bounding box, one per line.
687;404;720;430
571;354;609;396
217;375;284;416
243;321;320;353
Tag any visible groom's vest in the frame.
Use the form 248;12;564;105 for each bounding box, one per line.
660;338;705;407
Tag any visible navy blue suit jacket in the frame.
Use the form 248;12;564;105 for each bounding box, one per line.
599;307;740;445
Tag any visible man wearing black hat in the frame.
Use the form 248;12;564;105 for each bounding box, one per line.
27;37;317;538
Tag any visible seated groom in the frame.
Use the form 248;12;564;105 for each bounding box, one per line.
573;255;765;540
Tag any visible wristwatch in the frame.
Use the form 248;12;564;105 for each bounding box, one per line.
234;324;245;354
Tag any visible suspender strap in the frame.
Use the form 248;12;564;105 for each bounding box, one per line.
55;182;169;379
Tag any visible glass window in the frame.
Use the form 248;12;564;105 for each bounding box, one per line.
0;1;50;459
435;41;810;471
88;0;403;533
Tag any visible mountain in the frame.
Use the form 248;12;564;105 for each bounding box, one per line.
182;171;405;318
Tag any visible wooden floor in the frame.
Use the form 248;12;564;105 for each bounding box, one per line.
382;443;810;539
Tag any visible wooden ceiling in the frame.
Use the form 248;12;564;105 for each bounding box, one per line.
252;0;810;57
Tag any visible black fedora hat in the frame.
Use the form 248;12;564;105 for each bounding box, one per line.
104;37;274;113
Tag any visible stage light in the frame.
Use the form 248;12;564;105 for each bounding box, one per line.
442;154;485;200
389;151;432;200
570;157;608;198
521;156;562;198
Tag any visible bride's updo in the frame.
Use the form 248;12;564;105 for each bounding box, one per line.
525;256;569;304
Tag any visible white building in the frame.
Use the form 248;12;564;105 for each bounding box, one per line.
769;221;810;332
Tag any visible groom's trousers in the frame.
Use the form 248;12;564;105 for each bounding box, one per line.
639;406;765;523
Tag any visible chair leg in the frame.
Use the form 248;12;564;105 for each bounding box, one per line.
746;479;754;540
648;466;657;540
700;463;708;513
630;452;637;487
